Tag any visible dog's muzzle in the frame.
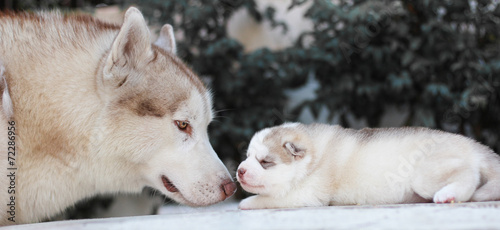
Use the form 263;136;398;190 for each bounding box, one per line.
221;179;237;199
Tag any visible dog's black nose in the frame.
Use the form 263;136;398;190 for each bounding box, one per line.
221;179;237;199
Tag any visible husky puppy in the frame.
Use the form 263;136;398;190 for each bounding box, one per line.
0;8;236;225
237;123;500;209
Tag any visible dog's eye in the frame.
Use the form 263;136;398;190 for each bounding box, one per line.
259;160;276;169
176;120;189;130
175;120;193;136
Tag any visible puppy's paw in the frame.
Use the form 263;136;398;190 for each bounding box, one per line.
433;188;456;203
239;195;265;210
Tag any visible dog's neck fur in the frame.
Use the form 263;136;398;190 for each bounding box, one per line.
0;13;139;223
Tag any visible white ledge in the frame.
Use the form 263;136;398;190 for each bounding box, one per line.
5;201;500;230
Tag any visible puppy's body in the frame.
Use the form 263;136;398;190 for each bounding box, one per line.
237;123;500;209
0;9;235;225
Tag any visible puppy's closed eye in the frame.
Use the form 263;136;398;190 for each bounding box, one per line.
259;159;276;169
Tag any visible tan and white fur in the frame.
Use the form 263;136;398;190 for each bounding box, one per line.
0;8;236;225
237;123;500;209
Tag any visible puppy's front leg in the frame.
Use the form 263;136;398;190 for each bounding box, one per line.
239;195;287;210
239;193;326;210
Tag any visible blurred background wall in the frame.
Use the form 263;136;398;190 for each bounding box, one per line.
2;0;500;220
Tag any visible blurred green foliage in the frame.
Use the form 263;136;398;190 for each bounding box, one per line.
0;0;122;10
137;0;500;161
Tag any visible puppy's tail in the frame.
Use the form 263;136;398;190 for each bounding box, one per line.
471;151;500;202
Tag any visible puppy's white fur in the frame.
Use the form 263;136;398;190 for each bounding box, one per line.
237;123;500;209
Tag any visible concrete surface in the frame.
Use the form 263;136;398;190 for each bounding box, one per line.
4;201;500;230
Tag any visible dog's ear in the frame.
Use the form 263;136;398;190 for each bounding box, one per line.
0;62;13;120
103;7;152;87
154;24;177;54
283;142;305;159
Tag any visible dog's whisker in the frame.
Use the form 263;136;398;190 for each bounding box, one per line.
213;108;234;115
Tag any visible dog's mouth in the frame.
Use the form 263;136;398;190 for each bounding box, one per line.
161;175;197;206
162;175;179;193
239;179;264;189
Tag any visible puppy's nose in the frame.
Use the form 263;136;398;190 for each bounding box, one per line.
221;179;237;199
237;168;246;178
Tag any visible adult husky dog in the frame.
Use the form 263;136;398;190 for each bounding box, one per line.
0;7;236;225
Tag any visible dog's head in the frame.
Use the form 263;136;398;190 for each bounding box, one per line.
95;7;235;206
237;123;315;196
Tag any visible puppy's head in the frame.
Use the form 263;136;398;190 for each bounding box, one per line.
237;123;315;196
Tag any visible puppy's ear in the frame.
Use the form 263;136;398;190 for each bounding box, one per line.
283;142;305;159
